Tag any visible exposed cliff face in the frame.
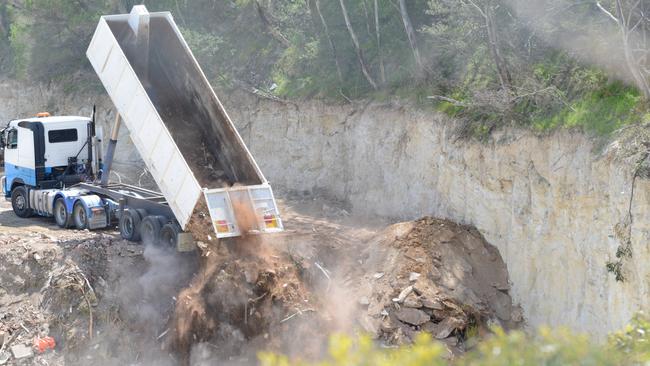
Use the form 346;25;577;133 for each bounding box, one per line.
226;95;650;339
2;80;649;338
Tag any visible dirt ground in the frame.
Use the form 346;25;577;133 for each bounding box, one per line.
0;192;522;365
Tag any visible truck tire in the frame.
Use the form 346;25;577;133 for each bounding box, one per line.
141;215;163;246
160;222;182;250
119;209;142;241
11;186;32;218
53;198;71;228
72;202;88;230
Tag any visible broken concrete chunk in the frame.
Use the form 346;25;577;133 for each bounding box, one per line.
421;298;444;310
413;278;438;298
403;294;422;308
10;344;34;359
395;308;430;326
409;272;420;282
373;272;385;279
392;285;413;303
421;321;438;333
434;317;465;339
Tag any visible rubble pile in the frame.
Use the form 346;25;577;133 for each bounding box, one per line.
0;196;521;364
0;229;188;366
353;217;522;354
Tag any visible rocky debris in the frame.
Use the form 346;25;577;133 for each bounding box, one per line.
9;345;32;360
395;308;430;326
351;217;523;353
392;285;413;303
0;226;178;366
409;272;420;282
0;194;522;363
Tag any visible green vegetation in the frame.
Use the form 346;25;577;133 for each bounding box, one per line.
260;313;650;365
533;82;642;135
0;0;648;137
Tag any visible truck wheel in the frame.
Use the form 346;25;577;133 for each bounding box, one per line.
53;198;71;228
72;202;88;230
11;186;32;218
119;209;142;241
141;215;163;246
160;223;181;250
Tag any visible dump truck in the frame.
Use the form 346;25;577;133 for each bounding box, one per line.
1;5;283;249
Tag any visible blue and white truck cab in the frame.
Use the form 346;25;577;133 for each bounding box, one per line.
0;112;193;249
3;114;95;194
0;113;111;227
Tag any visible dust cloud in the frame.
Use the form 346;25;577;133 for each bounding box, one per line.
507;0;641;84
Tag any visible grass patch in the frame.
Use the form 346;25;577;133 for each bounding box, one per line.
533;82;642;135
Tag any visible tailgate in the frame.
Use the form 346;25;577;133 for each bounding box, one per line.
203;184;284;238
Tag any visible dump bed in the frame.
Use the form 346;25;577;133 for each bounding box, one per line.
86;6;283;237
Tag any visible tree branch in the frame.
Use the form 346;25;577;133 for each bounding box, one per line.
597;2;620;24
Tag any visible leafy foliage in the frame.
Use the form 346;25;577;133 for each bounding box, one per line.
0;0;647;135
260;314;650;365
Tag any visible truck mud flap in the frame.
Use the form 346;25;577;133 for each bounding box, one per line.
203;184;284;239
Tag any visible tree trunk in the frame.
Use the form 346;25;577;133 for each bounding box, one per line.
339;0;378;90
313;0;344;84
615;0;650;99
374;0;386;84
398;0;424;76
0;5;6;38
255;0;291;48
484;5;512;92
361;0;372;37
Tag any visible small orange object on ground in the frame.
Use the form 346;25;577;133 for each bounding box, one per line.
33;336;56;353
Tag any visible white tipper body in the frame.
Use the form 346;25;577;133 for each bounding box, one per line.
86;8;283;237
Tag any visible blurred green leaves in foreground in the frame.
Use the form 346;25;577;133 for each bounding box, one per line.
260;313;650;366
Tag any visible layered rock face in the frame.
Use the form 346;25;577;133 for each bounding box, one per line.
228;95;650;339
2;80;649;338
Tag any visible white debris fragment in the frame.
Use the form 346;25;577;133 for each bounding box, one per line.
392;285;413;303
10;344;33;360
409;272;420;282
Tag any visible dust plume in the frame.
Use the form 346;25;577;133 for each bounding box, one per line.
506;0;644;84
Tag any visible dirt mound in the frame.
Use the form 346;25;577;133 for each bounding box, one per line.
351;217;522;353
168;209;522;361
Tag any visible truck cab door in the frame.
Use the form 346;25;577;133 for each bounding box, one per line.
4;127;19;168
4;126;36;190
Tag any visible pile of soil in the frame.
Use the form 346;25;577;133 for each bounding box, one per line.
169;200;522;361
350;217;523;354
